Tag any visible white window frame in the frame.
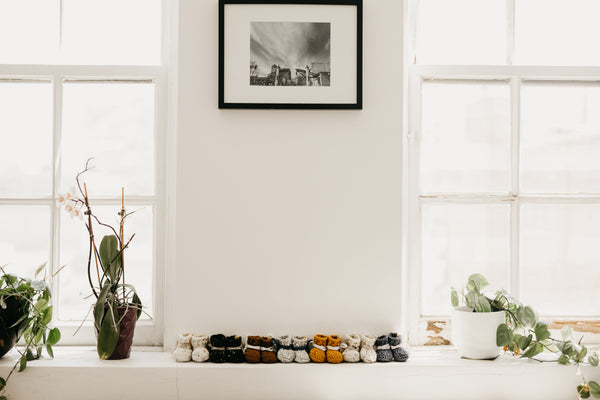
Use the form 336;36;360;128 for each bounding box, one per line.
0;1;172;346
404;0;600;346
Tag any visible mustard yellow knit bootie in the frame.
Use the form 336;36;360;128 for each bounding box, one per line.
308;334;328;363
326;335;343;364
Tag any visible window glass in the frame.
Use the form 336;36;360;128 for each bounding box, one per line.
421;81;511;194
521;83;600;194
520;203;600;316
0;82;53;195
515;0;600;65
421;203;510;315
417;0;506;65
0;206;50;279
0;0;60;64
61;82;155;196
62;0;162;65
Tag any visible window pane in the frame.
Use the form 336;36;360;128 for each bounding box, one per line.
421;203;510;315
62;0;161;65
520;204;600;316
0;0;60;64
521;83;600;194
515;0;600;66
61;82;155;196
421;81;511;194
58;205;153;321
0;206;50;279
417;0;506;65
0;82;53;195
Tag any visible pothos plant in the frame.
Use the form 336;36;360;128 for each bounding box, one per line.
58;160;143;359
0;264;61;400
452;273;600;400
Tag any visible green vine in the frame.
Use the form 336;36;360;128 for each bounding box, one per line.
0;264;61;399
452;273;599;400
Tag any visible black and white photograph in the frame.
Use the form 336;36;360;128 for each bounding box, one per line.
219;0;362;109
249;22;331;87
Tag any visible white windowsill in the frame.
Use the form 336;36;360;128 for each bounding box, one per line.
0;347;597;399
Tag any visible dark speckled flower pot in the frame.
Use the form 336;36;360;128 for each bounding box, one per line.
107;306;138;360
0;297;28;358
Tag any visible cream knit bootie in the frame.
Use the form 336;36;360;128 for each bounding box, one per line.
341;333;361;363
276;335;295;363
360;334;377;363
172;333;193;362
292;336;310;363
191;334;209;362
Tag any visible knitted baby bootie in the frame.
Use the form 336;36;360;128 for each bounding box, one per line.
245;336;262;363
191;334;209;362
209;334;227;363
360;334;377;363
309;334;328;363
326;335;343;364
341;333;361;363
260;336;278;363
172;333;192;362
276;335;295;363
292;336;310;363
375;335;393;362
388;333;409;362
224;335;245;363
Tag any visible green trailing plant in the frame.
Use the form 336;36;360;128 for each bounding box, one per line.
58;159;143;359
452;273;599;400
0;264;61;400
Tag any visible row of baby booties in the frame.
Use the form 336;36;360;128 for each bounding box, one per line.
172;333;409;364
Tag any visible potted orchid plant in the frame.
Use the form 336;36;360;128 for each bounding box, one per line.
58;159;143;360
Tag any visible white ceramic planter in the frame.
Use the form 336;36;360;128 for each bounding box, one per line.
452;306;506;360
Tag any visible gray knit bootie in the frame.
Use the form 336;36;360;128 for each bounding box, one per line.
292;336;310;363
341;333;361;363
360;335;377;363
277;335;295;363
388;333;409;362
375;335;393;362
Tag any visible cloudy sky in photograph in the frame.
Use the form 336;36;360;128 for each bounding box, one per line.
250;22;330;76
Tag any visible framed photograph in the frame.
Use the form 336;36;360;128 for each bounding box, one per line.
219;0;362;109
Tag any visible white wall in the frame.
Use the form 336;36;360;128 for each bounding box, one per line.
167;0;404;345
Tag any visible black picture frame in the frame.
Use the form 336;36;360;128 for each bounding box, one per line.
219;0;363;109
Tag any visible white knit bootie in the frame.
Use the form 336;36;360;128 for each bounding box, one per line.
341;333;361;363
292;336;310;363
276;335;295;363
360;334;377;363
172;333;193;362
191;334;210;362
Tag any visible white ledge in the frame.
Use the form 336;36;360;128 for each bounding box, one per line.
0;347;597;399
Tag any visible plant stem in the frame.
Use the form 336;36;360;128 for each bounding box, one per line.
120;186;125;299
84;183;100;299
